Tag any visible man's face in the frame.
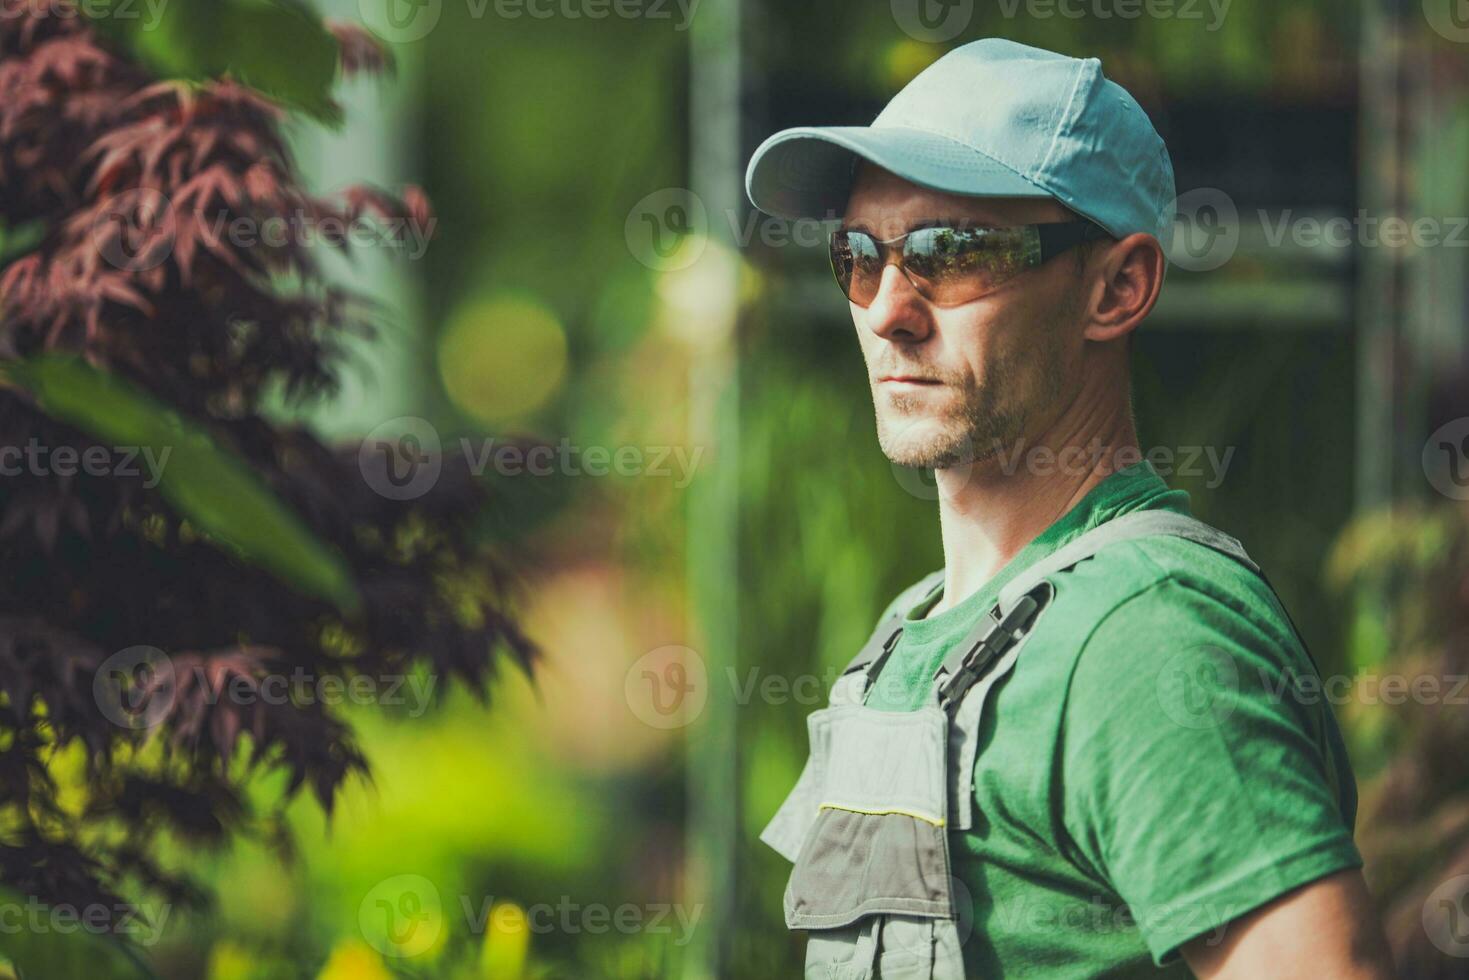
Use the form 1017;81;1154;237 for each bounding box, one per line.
843;164;1093;470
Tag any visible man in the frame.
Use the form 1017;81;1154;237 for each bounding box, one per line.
745;39;1394;979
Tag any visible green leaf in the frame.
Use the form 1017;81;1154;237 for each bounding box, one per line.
90;0;342;125
2;355;362;614
0;889;159;980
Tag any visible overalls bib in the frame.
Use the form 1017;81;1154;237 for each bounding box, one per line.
761;511;1266;979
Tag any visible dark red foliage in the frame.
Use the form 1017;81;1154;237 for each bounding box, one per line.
326;19;396;77
0;1;532;917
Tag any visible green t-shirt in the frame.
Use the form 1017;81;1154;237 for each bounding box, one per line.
862;460;1360;978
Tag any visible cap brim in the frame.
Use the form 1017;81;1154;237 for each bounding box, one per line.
745;125;1051;220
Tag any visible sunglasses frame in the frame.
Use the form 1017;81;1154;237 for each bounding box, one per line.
829;219;1112;308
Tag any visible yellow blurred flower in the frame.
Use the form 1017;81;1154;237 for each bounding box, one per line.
317;939;394;980
480;900;530;979
205;940;254;980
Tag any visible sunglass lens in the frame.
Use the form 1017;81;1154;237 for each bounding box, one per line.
903;227;1031;305
830;231;882;306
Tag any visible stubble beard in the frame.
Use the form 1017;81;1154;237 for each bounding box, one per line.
874;345;1062;471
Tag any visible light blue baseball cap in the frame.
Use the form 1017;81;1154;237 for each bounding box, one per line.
745;39;1176;243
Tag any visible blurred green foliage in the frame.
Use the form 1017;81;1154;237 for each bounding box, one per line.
2;355;361;613
92;0;343;123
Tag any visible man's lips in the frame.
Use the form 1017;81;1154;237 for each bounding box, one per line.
877;375;942;385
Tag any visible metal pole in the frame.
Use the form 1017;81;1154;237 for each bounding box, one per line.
685;0;742;975
1355;0;1401;510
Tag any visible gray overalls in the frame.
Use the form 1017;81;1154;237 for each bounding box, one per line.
761;511;1264;979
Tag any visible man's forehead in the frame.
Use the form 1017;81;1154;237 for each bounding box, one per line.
843;162;1070;232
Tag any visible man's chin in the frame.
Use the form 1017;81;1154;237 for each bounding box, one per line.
878;421;971;469
876;416;1011;471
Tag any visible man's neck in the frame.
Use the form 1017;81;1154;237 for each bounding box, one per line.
926;384;1139;617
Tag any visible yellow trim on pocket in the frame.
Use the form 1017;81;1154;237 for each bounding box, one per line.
817;801;946;827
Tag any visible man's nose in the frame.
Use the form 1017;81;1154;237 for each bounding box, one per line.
861;264;933;343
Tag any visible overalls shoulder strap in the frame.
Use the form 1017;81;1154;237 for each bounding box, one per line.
936;509;1256;700
829;569;945;707
995;509;1258;615
935;509;1260;830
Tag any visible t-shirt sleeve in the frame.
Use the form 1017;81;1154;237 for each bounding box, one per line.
1060;575;1362;965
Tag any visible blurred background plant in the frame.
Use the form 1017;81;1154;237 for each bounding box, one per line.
0;1;538;975
0;0;1467;977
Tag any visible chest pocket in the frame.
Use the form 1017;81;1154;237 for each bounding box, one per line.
772;584;1046;979
783;706;967;979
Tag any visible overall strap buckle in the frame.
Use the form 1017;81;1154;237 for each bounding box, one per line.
934;587;1049;713
866;622;905;680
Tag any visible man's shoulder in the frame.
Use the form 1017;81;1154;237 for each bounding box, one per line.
1064;527;1290;631
1033;520;1309;678
873;516;1303;665
1037;540;1329;750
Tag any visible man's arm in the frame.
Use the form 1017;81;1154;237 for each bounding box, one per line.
1060;573;1379;969
1181;868;1395;979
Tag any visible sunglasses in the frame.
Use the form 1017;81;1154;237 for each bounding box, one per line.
829;220;1110;308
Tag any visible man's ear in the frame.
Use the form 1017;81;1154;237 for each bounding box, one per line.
1083;233;1166;343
